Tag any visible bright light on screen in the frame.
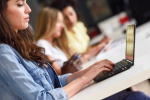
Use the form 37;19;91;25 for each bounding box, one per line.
126;25;135;62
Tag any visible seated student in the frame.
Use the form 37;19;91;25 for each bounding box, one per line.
0;0;150;100
35;7;82;75
49;0;111;62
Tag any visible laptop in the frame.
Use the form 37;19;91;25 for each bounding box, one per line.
94;24;136;82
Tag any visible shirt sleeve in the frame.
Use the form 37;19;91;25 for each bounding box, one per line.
0;45;68;100
58;73;72;87
36;40;53;56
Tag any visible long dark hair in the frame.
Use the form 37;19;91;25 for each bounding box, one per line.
0;0;51;67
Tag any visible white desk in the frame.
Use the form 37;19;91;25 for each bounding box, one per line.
69;22;150;100
89;21;150;46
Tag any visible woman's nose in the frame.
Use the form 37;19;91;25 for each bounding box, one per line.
25;4;31;14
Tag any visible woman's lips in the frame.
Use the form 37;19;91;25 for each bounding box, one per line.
25;17;29;21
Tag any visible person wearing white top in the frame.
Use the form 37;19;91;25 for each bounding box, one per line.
37;39;68;67
35;7;82;75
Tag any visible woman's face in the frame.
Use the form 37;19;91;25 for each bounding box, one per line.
53;12;64;38
6;0;31;32
63;6;78;29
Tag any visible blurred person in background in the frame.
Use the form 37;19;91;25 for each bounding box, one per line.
49;0;111;62
35;7;82;75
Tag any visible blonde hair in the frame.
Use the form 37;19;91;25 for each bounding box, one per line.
35;7;72;58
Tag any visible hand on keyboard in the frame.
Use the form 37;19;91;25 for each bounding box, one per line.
103;61;129;75
103;64;115;75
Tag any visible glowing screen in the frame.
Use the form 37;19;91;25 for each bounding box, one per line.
126;25;135;62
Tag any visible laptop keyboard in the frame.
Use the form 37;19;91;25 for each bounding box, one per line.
103;60;130;75
94;59;134;82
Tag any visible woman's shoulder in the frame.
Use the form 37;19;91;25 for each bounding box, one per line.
37;39;50;46
36;39;55;54
76;21;85;27
0;43;13;51
75;21;87;35
0;43;17;58
37;39;48;44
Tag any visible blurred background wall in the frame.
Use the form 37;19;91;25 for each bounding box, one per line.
27;0;150;38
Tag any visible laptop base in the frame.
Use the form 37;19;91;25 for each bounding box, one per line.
94;59;133;82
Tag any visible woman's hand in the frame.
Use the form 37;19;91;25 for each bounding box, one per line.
82;59;115;84
99;36;112;44
81;43;106;63
95;36;112;53
63;59;114;99
80;36;112;63
61;53;82;74
96;42;106;52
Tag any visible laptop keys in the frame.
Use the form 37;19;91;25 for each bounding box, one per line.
103;71;108;75
116;64;122;68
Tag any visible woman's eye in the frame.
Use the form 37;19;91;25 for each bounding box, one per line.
17;4;23;7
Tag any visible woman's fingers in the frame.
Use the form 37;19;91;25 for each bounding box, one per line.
72;58;79;65
69;53;81;62
76;65;82;71
69;53;78;61
93;59;115;71
72;59;82;70
106;37;112;43
104;63;113;70
102;67;111;72
70;53;82;66
104;59;115;66
96;63;113;71
95;59;115;66
105;59;115;66
97;43;106;51
75;59;82;65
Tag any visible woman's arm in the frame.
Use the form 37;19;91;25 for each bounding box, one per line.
63;59;115;98
81;43;105;62
47;55;62;75
64;64;90;84
81;37;111;63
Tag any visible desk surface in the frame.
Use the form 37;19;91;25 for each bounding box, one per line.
69;22;150;100
89;21;150;46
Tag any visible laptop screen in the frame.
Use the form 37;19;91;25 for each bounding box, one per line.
125;25;135;64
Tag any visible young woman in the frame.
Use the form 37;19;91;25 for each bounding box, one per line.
0;0;149;100
35;7;82;75
49;0;111;62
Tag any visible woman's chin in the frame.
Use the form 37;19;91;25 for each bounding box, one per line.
19;25;29;30
67;24;74;29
